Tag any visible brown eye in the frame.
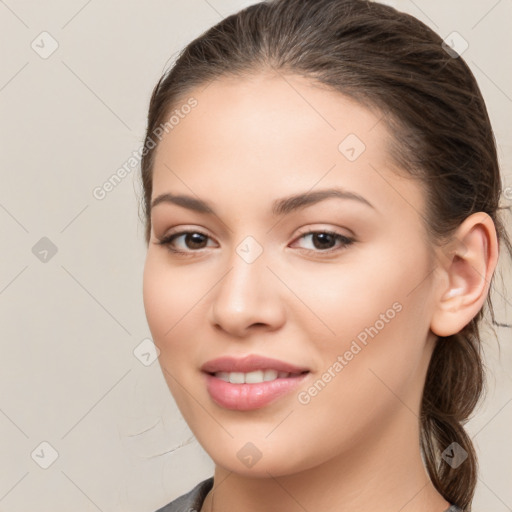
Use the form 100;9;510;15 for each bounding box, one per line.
179;232;209;250
292;230;354;254
308;232;337;250
157;230;214;254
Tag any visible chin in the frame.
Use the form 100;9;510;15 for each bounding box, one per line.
206;443;322;479
214;458;296;478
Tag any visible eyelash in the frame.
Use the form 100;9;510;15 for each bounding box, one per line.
156;228;355;258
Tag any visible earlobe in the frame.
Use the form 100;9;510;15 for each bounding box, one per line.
430;212;499;337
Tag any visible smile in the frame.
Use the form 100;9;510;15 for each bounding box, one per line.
212;369;304;384
201;354;311;410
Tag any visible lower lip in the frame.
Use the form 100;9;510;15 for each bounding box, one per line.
204;372;309;411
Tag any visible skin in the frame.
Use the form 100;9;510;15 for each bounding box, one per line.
142;72;498;512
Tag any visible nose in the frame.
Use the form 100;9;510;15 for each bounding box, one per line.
207;243;286;337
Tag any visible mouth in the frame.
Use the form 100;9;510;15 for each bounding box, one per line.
203;371;310;411
201;355;311;411
208;369;308;383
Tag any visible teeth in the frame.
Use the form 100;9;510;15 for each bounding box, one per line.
229;372;245;384
263;369;279;381
214;369;291;383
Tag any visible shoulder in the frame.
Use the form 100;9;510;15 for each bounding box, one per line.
153;477;214;512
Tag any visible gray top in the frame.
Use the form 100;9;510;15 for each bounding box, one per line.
154;477;462;511
154;478;213;512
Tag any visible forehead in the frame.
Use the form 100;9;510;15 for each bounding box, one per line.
151;72;424;220
164;72;389;154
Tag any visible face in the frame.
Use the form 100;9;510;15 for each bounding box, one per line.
143;72;440;476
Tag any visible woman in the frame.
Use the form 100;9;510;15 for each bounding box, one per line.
139;0;511;510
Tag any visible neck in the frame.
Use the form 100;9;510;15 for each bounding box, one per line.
200;408;450;512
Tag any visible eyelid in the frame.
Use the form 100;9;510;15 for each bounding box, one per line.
294;224;355;239
159;224;353;241
158;227;216;247
159;225;215;242
290;228;355;254
156;224;355;258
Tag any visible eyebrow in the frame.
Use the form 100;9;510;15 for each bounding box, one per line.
150;187;375;216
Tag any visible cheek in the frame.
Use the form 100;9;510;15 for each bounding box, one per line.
142;255;170;341
298;242;433;392
286;247;426;344
142;252;216;381
142;254;192;354
142;256;200;411
321;256;432;406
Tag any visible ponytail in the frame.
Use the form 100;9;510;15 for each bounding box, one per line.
421;326;484;510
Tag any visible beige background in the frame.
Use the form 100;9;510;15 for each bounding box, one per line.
0;1;510;511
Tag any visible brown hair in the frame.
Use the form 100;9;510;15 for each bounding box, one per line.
139;0;512;509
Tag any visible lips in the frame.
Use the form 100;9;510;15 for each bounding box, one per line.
201;355;309;374
201;355;310;411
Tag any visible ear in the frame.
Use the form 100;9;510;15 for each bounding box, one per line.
430;212;499;337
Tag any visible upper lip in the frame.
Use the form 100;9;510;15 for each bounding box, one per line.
201;355;309;374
